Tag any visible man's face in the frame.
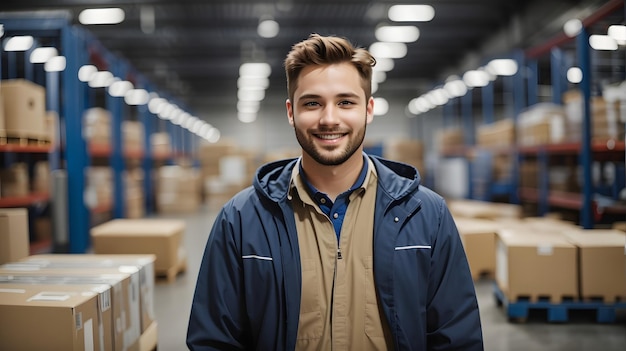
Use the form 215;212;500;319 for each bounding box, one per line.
286;63;374;166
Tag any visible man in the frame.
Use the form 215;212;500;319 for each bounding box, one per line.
187;33;483;351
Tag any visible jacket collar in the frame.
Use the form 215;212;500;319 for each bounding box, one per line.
253;153;421;203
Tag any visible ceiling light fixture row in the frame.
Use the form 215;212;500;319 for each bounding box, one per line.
236;62;272;123
77;64;220;143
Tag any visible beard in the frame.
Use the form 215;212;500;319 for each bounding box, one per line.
294;116;367;166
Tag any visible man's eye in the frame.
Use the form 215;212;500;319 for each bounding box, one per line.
304;101;319;107
338;101;354;105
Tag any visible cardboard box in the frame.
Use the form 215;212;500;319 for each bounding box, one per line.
563;229;626;302
496;229;578;303
0;286;101;351
0;208;29;264
0;268;140;351
448;199;522;219
91;219;185;273
19;254;156;334
0;162;30;198
0;79;46;139
0;283;113;351
454;217;499;280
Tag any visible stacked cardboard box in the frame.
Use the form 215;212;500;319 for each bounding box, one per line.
0;266;140;351
496;229;578;303
0;286;103;351
83;108;112;146
90;219;186;282
155;165;201;214
517;103;567;146
125;168;144;219
0;208;29;264
562;229;626;303
0;79;47;140
563;89;625;142
448;199;523;220
85;167;113;210
150;132;171;157
453;217;500;280
122;121;144;153
0;162;29;197
17;254;157;336
383;138;424;174
476;118;515;147
435;127;464;153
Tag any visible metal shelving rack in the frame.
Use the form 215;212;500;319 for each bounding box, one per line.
1;14;196;253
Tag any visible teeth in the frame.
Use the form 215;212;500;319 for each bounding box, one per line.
318;134;342;140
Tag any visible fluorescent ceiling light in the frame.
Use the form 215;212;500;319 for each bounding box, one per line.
566;67;583;84
44;56;66;72
124;89;150;105
158;103;176;120
589;34;618;50
238;112;257;123
388;5;435;22
430;88;449;106
463;70;490;87
374;58;394;72
88;71;115;88
78;65;98;82
486;59;518;76
184;115;198;130
443;79;467;97
258;19;279;38
239;62;271;78
237;100;260;114
148;97;166;115
373;71;387;83
109;80;134;97
204;128;221;143
0;24;4;38
373;97;389;116
191;120;204;133
79;8;125;25
238;88;265;101
563;19;583;37
237;76;270;89
608;25;626;44
4;36;34;51
30;47;58;63
375;26;420;43
369;42;407;59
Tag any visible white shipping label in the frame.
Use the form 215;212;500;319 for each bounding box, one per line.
84;318;94;351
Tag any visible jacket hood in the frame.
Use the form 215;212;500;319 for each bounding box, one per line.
253;154;421;203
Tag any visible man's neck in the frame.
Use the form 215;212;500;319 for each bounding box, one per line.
300;153;364;201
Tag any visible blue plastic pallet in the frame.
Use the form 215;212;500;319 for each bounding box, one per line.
493;283;626;323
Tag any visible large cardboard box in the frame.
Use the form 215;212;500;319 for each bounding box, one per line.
0;283;113;351
0;162;30;198
0;79;46;139
0;268;140;351
448;199;522;220
0;286;101;351
454;217;499;280
0;208;29;264
91;219;185;273
19;254;156;333
563;229;626;302
496;229;578;303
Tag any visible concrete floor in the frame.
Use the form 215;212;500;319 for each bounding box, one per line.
153;206;626;351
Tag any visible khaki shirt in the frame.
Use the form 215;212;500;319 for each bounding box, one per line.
289;158;393;351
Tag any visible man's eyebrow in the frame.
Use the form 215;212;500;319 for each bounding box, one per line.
297;92;360;100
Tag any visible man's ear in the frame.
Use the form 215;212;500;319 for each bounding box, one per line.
366;96;374;124
286;99;295;126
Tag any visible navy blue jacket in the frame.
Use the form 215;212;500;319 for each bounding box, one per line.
187;155;483;350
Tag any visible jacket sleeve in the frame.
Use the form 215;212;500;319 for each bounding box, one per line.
426;200;484;351
187;207;250;351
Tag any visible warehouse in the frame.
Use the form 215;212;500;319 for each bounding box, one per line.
0;0;625;350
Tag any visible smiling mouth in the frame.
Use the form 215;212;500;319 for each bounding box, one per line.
315;133;346;140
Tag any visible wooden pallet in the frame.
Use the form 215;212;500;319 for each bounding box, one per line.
139;321;158;351
494;283;626;323
156;257;187;284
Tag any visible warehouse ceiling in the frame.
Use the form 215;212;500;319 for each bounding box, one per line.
0;0;613;116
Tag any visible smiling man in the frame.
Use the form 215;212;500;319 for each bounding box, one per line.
187;34;484;351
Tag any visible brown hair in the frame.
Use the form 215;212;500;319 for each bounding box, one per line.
284;33;376;102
